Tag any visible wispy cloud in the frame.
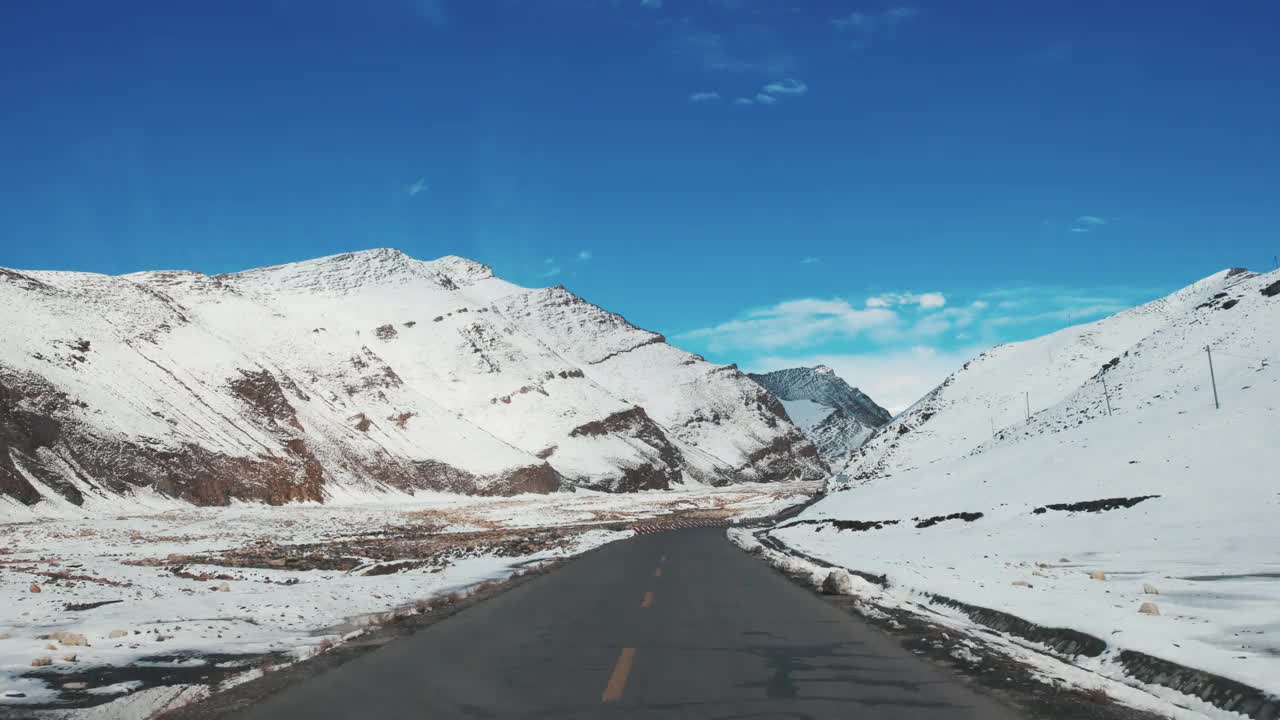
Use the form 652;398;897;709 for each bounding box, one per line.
682;281;1159;413
407;177;429;197
669;21;797;77
1069;215;1110;233
865;292;947;310
640;0;662;8
576;250;592;261
678;298;898;352
800;256;820;264
728;77;809;107
688;91;721;102
832;5;921;46
541;258;561;278
762;77;807;95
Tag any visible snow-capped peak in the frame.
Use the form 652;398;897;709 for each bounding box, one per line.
220;248;446;296
747;366;891;467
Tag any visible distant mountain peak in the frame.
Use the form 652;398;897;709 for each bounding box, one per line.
747;366;892;467
217;249;496;296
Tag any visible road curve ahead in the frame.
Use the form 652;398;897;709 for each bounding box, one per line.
231;528;1024;719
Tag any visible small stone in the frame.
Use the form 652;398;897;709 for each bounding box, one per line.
1142;583;1159;595
821;569;854;595
1138;601;1161;616
3;691;27;698
0;631;12;640
214;582;231;592
1011;580;1033;588
1089;571;1106;581
31;657;52;667
60;653;77;662
62;682;87;690
1059;557;1071;563
108;629;129;639
30;584;42;593
50;631;88;646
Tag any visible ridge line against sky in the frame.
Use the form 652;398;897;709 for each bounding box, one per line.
2;0;1278;411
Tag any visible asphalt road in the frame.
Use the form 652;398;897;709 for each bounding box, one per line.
230;528;1025;719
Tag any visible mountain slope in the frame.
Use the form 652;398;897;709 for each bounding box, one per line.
0;250;826;514
747;366;891;467
843;267;1273;482
769;267;1280;701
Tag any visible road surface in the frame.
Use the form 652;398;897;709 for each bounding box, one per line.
231;528;1024;719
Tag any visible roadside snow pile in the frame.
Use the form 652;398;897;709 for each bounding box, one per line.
768;268;1280;709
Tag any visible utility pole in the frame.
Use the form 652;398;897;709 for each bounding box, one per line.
1025;392;1031;423
990;417;996;439
1100;375;1113;416
1206;345;1220;410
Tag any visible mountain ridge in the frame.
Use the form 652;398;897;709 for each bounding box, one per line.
747;366;891;467
0;250;827;515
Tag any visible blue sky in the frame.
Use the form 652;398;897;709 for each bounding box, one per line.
2;1;1278;410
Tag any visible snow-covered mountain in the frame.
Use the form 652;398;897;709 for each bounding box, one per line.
844;267;1278;482
747;366;891;467
0;249;827;514
772;268;1280;700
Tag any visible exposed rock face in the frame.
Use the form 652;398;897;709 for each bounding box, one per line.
747;366;891;467
0;249;825;512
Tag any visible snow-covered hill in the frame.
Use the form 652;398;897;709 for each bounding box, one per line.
844;267;1276;482
0;250;826;515
748;366;891;467
767;267;1280;704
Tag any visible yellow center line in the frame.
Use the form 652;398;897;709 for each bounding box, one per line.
601;647;636;703
640;591;654;608
654;566;662;578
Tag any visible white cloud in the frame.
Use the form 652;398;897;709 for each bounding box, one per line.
640;0;662;7
799;256;820;264
865;292;947;310
884;5;920;22
762;77;807;95
1069;215;1109;233
832;11;871;30
832;6;920;40
669;23;798;77
407;178;429;197
733;97;756;105
688;91;721;102
576;250;592;261
750;345;982;415
541;258;561;278
678;298;898;352
755;92;778;104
